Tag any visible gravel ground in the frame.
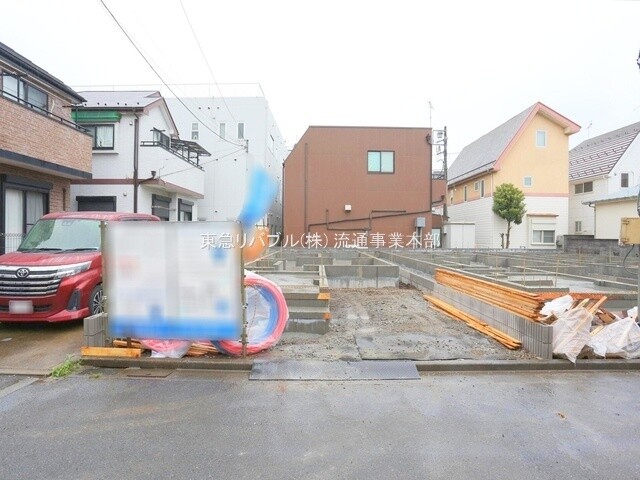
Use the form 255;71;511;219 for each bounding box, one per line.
258;285;539;362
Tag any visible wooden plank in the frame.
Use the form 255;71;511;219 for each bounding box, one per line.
81;346;142;358
587;296;608;315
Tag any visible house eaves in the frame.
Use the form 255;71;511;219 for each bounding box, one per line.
582;184;640;206
0;41;85;103
448;102;580;187
569;121;640;182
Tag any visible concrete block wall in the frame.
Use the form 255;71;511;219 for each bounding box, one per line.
431;284;553;359
324;265;399;288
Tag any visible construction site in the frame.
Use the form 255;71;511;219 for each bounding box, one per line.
239;248;637;363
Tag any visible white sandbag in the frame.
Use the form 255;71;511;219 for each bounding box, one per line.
552;307;593;363
587;318;640;359
541;294;574;316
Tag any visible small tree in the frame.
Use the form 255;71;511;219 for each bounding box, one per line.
492;183;526;249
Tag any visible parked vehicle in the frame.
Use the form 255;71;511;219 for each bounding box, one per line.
0;212;159;323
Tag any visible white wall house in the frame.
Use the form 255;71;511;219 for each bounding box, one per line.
586;185;640;240
166;96;287;235
569;121;640;235
70;91;207;220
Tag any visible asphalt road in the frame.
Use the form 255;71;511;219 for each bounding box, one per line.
1;370;639;480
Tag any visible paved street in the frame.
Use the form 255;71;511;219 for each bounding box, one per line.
1;369;639;480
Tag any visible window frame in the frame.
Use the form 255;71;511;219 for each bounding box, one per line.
463;185;468;202
574;181;593;194
532;229;556;245
575;220;582;233
523;176;533;188
219;122;226;139
152;194;171;221
237;122;245;139
536;130;547;148
367;150;395;174
1;73;49;111
84;124;115;150
621;172;629;188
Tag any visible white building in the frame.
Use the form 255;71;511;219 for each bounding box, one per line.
70;91;207;220
166;96;287;235
569;121;640;235
586;185;640;240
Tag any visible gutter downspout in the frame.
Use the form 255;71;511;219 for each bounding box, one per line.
133;113;140;213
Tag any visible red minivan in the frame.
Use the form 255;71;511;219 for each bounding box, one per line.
0;211;159;323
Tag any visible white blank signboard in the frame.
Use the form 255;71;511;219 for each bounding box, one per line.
106;221;241;340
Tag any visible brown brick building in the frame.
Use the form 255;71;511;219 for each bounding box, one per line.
0;42;92;253
283;126;434;248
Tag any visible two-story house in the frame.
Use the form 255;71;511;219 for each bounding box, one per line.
447;102;580;249
569;121;640;236
166;96;287;235
0;42;93;253
70;91;208;220
283;126;433;247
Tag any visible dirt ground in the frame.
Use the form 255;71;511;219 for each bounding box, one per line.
259;285;538;362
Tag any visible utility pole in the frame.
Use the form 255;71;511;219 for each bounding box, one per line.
442;125;448;223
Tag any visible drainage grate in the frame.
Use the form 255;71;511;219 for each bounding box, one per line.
250;359;419;381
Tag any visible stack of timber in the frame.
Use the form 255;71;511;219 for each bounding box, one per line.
434;269;612;324
434;269;543;320
111;339;218;357
423;294;521;350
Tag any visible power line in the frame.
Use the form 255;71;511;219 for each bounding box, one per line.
98;0;245;149
178;0;238;124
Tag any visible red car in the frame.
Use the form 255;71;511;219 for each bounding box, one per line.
0;211;159;323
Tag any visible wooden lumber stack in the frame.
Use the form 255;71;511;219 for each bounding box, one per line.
112;339;218;357
434;269;543;320
424;295;521;350
434;269;612;325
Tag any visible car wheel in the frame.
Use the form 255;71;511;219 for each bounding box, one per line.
89;285;104;315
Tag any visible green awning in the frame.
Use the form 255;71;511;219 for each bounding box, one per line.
71;110;121;123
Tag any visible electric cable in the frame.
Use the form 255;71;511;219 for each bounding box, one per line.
98;0;245;148
178;0;238;124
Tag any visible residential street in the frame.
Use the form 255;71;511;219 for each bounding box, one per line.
1;370;639;480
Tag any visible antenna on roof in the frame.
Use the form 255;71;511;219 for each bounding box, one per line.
587;121;593;138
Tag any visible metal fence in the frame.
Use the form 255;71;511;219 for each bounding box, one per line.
0;233;25;253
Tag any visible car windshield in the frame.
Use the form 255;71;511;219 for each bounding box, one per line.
18;219;101;252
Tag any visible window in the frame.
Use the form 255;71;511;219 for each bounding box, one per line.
1;175;50;254
178;199;193;221
76;196;116;212
85;125;114;150
524;176;533;187
237;122;245;139
463;185;468;202
367;151;394;173
474;181;479;191
575;221;582;233
536;130;547;147
532;229;555;244
480;180;485;198
219;123;226;139
152;194;171;221
574;181;593;194
191;122;199;141
621;172;629;188
1;74;48;110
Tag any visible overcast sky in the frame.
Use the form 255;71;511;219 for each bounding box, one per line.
3;0;640;168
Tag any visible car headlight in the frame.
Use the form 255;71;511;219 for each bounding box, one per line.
55;261;92;279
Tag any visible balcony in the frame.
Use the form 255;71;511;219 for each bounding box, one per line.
0;90;93;178
140;128;209;170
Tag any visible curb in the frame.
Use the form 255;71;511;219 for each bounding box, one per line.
76;356;640;374
414;359;640;372
80;356;253;371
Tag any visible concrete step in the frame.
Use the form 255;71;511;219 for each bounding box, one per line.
285;297;330;309
284;318;330;334
288;305;331;320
